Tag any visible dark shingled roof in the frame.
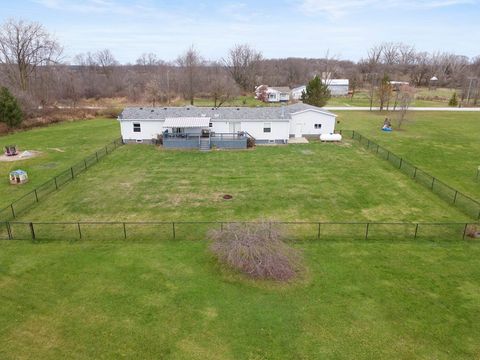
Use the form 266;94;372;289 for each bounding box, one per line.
119;103;336;121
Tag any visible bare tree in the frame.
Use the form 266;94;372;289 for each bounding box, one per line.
377;74;392;111
223;44;262;92
0;18;62;92
176;46;203;105
396;84;415;128
145;75;163;106
94;49;118;78
207;63;239;107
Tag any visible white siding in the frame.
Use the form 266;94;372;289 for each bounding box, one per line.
328;84;349;96
210;121;230;133
120;120;165;140
289;110;336;136
241;121;290;141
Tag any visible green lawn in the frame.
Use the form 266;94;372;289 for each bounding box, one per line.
15;141;469;224
0;119;119;208
326;88;456;108
337;111;480;199
1;113;479;359
1;240;480;359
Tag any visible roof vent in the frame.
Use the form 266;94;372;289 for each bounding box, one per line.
151;109;154;112
236;107;240;110
164;107;167;110
140;107;143;110
211;107;215;110
186;107;190;110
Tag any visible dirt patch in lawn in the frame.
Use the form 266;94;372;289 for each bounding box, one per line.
0;150;41;162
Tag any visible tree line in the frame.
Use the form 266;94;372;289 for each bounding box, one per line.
0;18;479;125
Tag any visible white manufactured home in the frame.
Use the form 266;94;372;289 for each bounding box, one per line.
118;104;337;150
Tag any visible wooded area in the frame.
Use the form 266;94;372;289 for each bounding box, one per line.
0;18;479;120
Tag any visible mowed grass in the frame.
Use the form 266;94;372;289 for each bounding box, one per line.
1;240;480;359
17;141;469;223
337;111;480;199
0;119;119;208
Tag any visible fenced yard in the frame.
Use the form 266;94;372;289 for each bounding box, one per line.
7;138;472;226
342;130;480;220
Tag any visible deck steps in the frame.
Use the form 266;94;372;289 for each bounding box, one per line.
199;138;211;152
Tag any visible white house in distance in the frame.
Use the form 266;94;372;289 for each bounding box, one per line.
291;85;307;100
291;79;350;99
255;85;291;103
118;104;338;150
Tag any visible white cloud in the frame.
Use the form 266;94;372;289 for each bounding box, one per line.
299;0;478;17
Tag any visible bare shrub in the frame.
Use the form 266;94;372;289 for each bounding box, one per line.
209;221;303;281
466;225;479;239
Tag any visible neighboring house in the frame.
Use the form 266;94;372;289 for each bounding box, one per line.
324;79;349;96
291;79;350;98
291;85;306;100
389;81;410;91
255;85;291;102
118;104;337;150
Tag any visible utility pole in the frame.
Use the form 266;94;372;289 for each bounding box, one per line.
166;69;170;106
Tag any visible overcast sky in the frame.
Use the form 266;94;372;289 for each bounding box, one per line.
1;0;479;63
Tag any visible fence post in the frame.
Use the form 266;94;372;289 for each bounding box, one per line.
10;204;15;218
54;177;58;190
95;152;99;162
399;158;403;169
220;222;223;232
352;130;355;139
84;159;87;170
365;223;370;240
376;144;379;154
6;221;12;240
453;191;458;204
431;177;435;190
386;151;390;161
105;145;108;154
172;222;176;239
123;222;127;239
77;222;82;239
462;223;468;240
34;189;39;202
317;223;321;239
413;167;417;179
414;223;419;239
29;222;36;241
70;167;74;179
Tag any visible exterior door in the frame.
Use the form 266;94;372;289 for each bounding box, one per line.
294;123;303;138
229;122;241;133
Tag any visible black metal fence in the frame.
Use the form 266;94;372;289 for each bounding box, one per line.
339;130;480;221
0;221;477;242
0;138;123;221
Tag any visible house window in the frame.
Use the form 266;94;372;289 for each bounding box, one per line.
209;122;213;128
268;94;276;99
263;123;271;133
133;123;141;132
314;124;322;129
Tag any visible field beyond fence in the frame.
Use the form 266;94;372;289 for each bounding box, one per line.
0;221;477;242
340;130;480;221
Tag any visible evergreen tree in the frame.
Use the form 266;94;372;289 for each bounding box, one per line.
0;87;23;127
448;92;458;107
301;76;331;107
